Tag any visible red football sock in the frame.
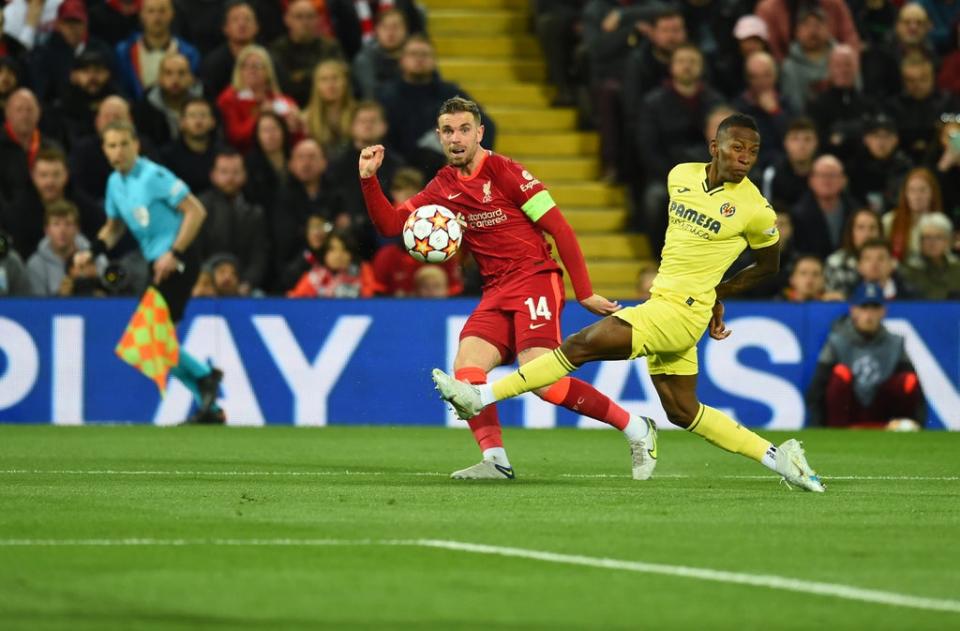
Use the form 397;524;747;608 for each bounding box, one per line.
542;377;631;431
455;367;503;450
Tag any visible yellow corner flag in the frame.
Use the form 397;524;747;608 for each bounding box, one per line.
114;287;180;395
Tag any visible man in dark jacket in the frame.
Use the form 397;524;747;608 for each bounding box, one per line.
376;35;496;176
806;282;925;429
158;96;218;197
270;0;343;106
846;112;913;213
196;149;267;293
791;154;857;261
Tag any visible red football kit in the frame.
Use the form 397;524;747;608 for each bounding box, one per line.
362;150;593;361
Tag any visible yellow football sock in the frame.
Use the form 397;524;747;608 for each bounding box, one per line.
688;403;771;462
491;348;576;402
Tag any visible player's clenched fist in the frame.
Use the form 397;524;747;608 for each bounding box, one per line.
358;144;386;178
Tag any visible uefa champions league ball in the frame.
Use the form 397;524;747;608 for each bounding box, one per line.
402;205;463;263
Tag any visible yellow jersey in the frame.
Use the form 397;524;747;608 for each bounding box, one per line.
651;162;779;303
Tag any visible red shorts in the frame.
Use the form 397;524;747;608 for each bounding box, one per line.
460;271;566;364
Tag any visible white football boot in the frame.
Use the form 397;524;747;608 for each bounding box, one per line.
450;460;515;480
629;417;659;480
775;439;825;492
432;369;484;420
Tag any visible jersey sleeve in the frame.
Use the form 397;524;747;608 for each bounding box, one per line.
150;165;190;209
400;176;444;212
104;177;119;219
744;195;780;250
498;158;556;222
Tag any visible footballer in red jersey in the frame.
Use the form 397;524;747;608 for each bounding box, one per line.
360;97;656;480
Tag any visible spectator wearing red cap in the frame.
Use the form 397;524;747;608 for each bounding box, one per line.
29;0;117;103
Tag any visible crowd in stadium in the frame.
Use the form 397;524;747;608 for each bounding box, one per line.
0;0;957;303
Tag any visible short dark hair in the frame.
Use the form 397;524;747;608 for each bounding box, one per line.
786;116;817;135
438;96;481;125
214;146;243;163
858;237;893;258
224;0;255;21
34;147;67;167
44;199;79;225
102;119;138;140
717;112;759;138
671;42;702;60
653;7;683;25
352;99;385;123
403;33;432;51
375;7;406;27
791;254;823;271
181;95;213;116
390;167;424;192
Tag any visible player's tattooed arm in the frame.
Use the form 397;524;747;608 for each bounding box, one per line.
714;243;780;301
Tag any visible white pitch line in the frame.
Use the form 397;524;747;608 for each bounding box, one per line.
0;469;956;482
0;537;957;615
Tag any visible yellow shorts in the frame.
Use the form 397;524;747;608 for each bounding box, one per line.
612;290;712;375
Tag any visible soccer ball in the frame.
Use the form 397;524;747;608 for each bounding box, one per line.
402;205;463;263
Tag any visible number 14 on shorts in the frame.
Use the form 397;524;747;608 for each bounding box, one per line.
524;296;553;323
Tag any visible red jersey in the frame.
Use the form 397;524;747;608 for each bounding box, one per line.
400;151;561;289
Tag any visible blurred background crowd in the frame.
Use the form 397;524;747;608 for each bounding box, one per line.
0;0;957;304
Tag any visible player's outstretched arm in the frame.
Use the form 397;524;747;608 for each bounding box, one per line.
358;144;410;237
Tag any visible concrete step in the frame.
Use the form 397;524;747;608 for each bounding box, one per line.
498;132;598;156
549;182;625;207
470;84;553;108
430;11;527;35
440;58;546;83
485;107;577;132
563;208;627;232
433;35;540;58
578;234;649;259
519;157;598;181
422;0;528;10
581;260;647;285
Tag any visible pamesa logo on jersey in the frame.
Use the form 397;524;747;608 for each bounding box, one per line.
669;200;721;234
720;202;736;217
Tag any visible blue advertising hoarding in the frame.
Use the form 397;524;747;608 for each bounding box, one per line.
0;298;956;429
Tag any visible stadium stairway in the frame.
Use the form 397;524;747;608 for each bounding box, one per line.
422;0;649;300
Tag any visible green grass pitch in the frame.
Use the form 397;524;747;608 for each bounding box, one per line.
0;426;958;630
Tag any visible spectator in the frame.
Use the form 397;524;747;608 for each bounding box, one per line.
50;50;121;150
823;207;883;297
856;237;914;300
88;0;142;47
883;167;944;261
134;51;203;148
272;138;330;283
0;89;58;220
929;114;960;222
196;149;268;294
243;111;290;213
635;43;723;256
779;6;833;115
755;0;860;62
351;7;406;101
325;100;401;255
807;44;869;158
199;1;262;101
303;58;354;158
28;0;115;103
159;96;218;197
26;199;88;295
779;254;825;302
902;211;960;299
1;0;61;50
169;0;226;57
713;14;771;98
732;51;790;172
621;6;688;142
888;53;960;165
847;112;913;214
217;44;301;153
862;2;935;99
203;252;244;297
376;35;496;175
279;212;329;291
806;282;925;429
412;264;449;298
115;0;200;100
3;147;71;259
287;228;377;298
848;0;897;48
792;154;857;261
917;0;960;54
0;231;32;295
270;0;343;107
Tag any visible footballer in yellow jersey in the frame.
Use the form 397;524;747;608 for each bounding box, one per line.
433;113;825;492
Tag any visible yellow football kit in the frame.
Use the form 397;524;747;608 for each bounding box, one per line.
614;162;779;374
